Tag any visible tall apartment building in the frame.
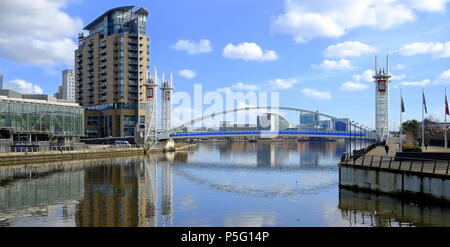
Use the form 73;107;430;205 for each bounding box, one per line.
75;6;150;138
55;69;75;102
62;69;75;101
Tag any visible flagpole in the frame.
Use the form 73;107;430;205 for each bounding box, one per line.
422;88;425;149
445;87;448;150
400;88;403;152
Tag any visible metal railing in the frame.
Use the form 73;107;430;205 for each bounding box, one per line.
342;154;450;176
0;144;145;154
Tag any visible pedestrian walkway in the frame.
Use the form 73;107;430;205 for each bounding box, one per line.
367;136;399;157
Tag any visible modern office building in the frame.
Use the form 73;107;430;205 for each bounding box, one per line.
0;89;84;150
75;6;150;138
0;73;3;89
299;112;319;126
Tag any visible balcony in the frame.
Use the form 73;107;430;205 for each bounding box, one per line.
99;96;107;101
129;60;138;65
128;67;138;72
128;40;138;45
87;60;93;65
88;79;94;84
100;69;107;75
76;53;83;58
87;73;94;78
100;42;107;48
100;82;107;89
87;47;94;52
128;74;138;80
100;49;107;55
100;90;107;95
128;88;138;93
128;46;138;52
87;54;94;59
100;62;107;68
128;95;138;100
128;53;138;59
100;76;107;82
88;86;94;91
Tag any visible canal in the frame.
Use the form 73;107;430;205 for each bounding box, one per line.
1;141;450;227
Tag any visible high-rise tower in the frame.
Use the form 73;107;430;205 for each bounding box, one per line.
160;73;173;133
372;55;391;141
75;6;150;138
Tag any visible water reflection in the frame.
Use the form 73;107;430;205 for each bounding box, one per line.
338;188;450;227
1;140;448;226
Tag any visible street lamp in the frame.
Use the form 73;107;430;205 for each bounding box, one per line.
352;121;358;151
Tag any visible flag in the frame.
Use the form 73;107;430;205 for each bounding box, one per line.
401;96;405;113
423;91;428;114
446;94;449;115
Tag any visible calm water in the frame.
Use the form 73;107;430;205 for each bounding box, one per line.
1;140;450;227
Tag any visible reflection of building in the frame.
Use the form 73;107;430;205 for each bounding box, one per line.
161;162;173;226
256;143;288;167
338;188;450;227
75;165;141;227
76;6;150;138
0;89;84;149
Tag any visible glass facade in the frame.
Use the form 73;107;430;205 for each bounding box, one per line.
0;99;84;136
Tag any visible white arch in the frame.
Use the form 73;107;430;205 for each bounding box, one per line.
168;106;364;133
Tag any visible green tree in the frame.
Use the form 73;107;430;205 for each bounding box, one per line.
402;119;420;139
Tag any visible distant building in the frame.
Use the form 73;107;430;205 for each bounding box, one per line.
0;73;3;89
299;112;319;126
62;69;75;101
257;113;289;131
0;89;84;150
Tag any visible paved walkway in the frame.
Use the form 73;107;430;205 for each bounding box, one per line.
367;136;450;157
367;136;400;157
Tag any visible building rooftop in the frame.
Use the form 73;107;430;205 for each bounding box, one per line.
83;6;148;30
0;89;81;107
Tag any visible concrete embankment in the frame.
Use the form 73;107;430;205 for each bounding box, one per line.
0;144;197;166
339;155;450;201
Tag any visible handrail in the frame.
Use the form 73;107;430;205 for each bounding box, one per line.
342;154;450;176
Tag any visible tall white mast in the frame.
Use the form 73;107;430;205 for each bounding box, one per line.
144;67;159;143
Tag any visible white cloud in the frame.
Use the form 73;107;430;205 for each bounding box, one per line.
398;42;450;58
3;79;43;94
222;42;278;62
312;59;356;70
438;69;450;82
232;82;259;91
406;0;450;12
301;88;331;100
270;0;424;43
391;74;407;80
324;41;376;58
394;64;406;70
399;79;432;86
268;77;299;90
179;69;197;79
171;39;212;55
0;0;83;66
340;81;369;91
352;69;374;82
217;87;233;94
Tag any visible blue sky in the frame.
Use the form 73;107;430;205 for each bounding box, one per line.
1;0;450;129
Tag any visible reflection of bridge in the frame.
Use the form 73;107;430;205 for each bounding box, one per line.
157;106;376;141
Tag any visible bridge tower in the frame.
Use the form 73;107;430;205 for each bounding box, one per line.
372;55;391;141
144;68;159;143
160;73;174;133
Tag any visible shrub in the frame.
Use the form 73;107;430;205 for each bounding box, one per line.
402;144;421;151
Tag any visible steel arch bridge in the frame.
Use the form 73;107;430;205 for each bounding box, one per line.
158;106;377;140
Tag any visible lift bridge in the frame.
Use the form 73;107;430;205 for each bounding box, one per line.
137;70;378;144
